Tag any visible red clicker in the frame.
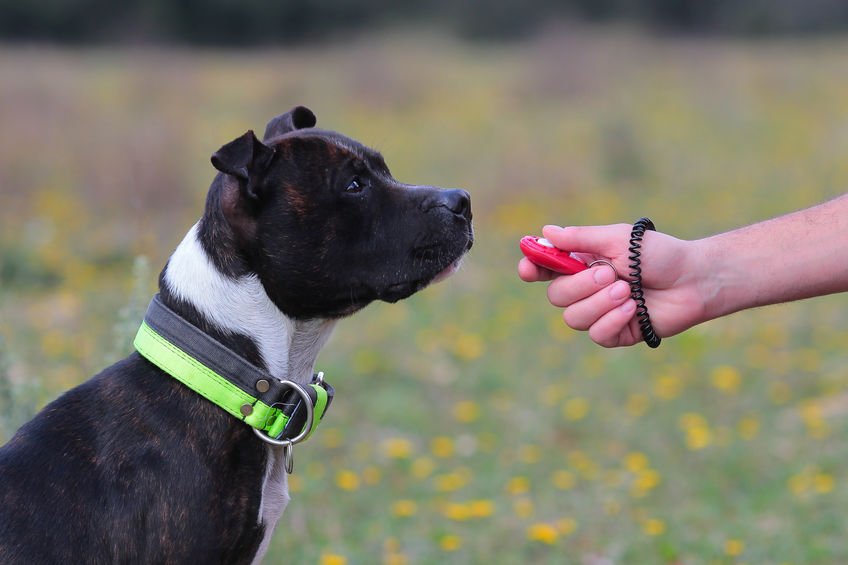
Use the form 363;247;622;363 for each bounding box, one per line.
519;236;588;275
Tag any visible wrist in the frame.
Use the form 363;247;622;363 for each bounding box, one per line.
691;235;749;322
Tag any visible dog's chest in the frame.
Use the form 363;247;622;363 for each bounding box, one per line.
251;448;291;565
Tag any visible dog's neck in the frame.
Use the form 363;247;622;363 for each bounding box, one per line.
161;222;337;384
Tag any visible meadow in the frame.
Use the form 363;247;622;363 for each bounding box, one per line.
2;28;848;564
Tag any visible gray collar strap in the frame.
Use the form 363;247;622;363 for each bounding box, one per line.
133;293;334;472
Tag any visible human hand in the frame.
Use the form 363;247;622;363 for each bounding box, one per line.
518;224;708;347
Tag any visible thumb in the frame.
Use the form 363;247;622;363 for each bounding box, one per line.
541;224;630;257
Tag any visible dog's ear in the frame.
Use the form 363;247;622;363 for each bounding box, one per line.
211;130;275;200
263;105;317;141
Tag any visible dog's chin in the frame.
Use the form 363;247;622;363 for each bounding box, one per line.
378;256;467;304
431;257;464;284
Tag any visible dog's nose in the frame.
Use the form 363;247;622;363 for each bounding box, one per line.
434;189;472;220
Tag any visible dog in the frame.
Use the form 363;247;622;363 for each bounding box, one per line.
0;106;473;564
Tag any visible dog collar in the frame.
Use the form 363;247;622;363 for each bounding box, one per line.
133;294;333;472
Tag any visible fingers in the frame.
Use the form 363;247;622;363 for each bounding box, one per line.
517;257;558;282
559;279;632;330
586;300;639;348
541;224;632;257
546;264;619;308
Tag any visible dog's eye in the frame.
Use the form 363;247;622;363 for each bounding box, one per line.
345;178;363;194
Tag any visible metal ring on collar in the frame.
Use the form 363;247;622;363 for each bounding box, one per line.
587;259;620;281
252;380;315;448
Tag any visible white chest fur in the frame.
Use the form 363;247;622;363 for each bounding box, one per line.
163;223;337;563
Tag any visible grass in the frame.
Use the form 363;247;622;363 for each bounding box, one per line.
2;27;848;564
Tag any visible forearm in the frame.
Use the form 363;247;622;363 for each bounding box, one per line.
695;194;848;321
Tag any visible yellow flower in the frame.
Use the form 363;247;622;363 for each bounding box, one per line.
433;471;468;492
382;438;414;459
391;500;418;517
654;374;682;400
513;497;534;517
540;384;565;406
642;518;666;536
738;417;760;440
724;539;745;556
557;517;578;535
634;469;661;491
40;330;67;357
551;470;576;490
685;426;712;450
710;365;741;393
352;348;380;374
603;499;621;515
468;499;495;518
547;314;575;341
519;444;542;464
807;420;831;439
527;523;559;545
287;474;304;493
322;427;343;449
439;535;462;552
814;473;835;493
800;401;821;423
452;400;480;423
679;412;708;430
453;333;484;361
430;436;455;458
625;394;650;417
624;452;649;472
362;466;382;485
320;554;347;565
411;456;434;479
563;397;590;421
568;451;600;480
442;502;471;521
788;472;810;496
383;553;407;565
335;470;360;491
506;476;530;495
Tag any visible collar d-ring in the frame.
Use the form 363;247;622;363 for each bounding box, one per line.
252;380;316;447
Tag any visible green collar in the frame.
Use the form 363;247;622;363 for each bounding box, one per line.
133;294;333;472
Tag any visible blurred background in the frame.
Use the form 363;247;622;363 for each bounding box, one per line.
2;2;848;564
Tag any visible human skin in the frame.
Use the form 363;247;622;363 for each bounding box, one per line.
518;194;848;348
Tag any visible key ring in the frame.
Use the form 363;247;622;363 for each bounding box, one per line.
587;259;620;281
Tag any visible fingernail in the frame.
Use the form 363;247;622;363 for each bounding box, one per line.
593;266;616;286
543;224;565;232
619;299;636;313
609;280;630;301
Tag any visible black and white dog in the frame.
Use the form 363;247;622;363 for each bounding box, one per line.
0;106;473;564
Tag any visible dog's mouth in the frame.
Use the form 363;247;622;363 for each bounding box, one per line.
380;237;472;303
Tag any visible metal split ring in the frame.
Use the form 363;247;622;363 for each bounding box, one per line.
587;259;620;281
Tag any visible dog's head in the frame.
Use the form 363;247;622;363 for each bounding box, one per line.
202;105;473;319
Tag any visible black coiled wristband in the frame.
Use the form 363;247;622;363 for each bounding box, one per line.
628;218;661;348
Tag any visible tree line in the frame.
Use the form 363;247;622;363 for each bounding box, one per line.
1;0;847;45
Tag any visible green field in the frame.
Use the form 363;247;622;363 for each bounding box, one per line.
2;29;848;564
